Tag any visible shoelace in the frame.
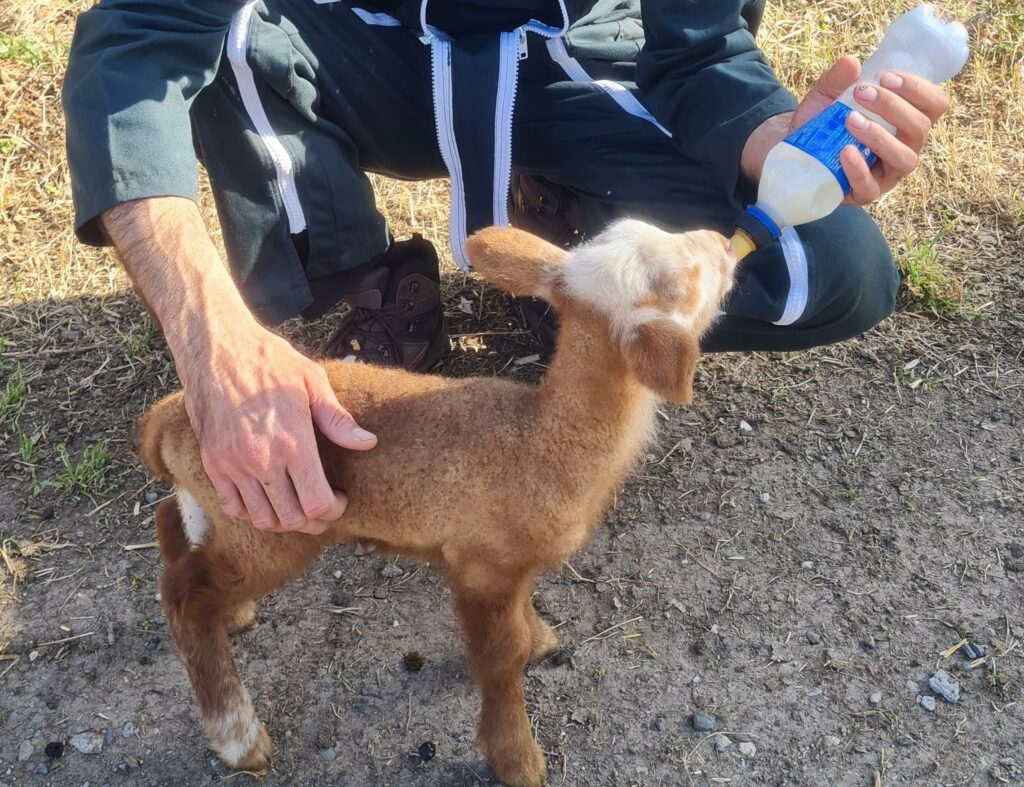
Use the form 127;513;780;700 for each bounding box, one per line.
325;300;413;362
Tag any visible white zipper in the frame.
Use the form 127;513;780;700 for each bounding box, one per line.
430;39;470;271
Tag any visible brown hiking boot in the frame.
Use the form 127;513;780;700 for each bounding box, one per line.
323;235;450;372
510;174;588;353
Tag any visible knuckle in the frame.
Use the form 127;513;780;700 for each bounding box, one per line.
278;513;307;530
303;498;334;521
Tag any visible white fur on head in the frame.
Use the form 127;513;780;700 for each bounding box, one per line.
555;218;735;340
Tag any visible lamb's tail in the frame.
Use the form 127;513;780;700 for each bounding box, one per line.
136;392;189;483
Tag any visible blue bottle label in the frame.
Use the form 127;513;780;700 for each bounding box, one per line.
783;102;877;194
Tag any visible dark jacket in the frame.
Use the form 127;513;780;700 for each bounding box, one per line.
62;0;795;244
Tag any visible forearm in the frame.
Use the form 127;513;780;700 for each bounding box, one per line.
740;112;793;183
101;197;258;387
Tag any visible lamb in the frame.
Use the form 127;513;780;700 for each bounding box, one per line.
138;219;736;787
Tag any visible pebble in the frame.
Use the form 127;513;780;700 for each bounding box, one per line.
806;631;822;645
649;717;664;732
896;735;915;747
380;563;403;579
738;741;757;758
40;506;55;520
918;695;936;712
715;735;732;753
34;763;48;776
800;560;814;570
144;490;159;504
929;670;960;703
28;650;39;663
318;748;336;762
104;729;114;745
69;732;104;755
332;570;343;580
821;735;841;750
759;492;771;504
417;742;436;762
692;713;716;733
329;591;349;607
959;642;986;660
906;680;920;694
739;420;753;432
122;722;135;738
44;742;64;759
869;692;882;705
17;741;33;762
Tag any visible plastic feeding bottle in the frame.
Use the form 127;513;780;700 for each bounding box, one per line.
730;4;969;261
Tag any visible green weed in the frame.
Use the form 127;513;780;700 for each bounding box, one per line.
897;222;961;313
0;365;27;427
55;443;114;497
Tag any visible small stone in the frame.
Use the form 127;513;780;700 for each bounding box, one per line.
906;680;919;694
330;591;349;607
121;722;135;738
34;763;48;776
333;570;343;580
959;642;985;660
806;687;823;698
801;560;814;570
417;742;436;762
739;420;753;432
869;692;882;705
318;748;336;762
44;741;64;759
738;741;756;758
759;492;771;504
402;652;424;672
715;735;732;753
104;729;115;745
69;732;104;755
380;563;403;579
895;735;914;747
28;650;39;663
144;490;159;504
918;695;936;712
929;670;960;703
636;766;648;776
806;631;822;645
714;433;738;449
692;713;716;732
40;506;55;520
17;741;33;762
649;718;664;732
821;735;841;750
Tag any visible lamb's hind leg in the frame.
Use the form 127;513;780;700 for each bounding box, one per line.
452;570;546;787
524;593;559;663
159;495;325;772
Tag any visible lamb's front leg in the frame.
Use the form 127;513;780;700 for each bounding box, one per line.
453;572;546;787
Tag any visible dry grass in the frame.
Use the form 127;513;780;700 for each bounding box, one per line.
0;2;1021;490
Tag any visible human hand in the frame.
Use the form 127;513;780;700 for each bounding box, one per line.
181;322;376;535
791;56;952;205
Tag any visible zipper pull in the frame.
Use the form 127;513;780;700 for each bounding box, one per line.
518;29;529;60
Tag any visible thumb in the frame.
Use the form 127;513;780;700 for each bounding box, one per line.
308;382;377;451
810;56;861;102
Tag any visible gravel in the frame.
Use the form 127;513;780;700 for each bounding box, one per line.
17;741;33;762
692;713;716;732
821;735;841;750
69;732;104;755
715;735;732;753
319;748;336;761
929;670;960;704
906;680;920;694
918;695;936;712
738;741;757;758
869;692;882;705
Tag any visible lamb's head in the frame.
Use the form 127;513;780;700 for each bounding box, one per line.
465;219;737;403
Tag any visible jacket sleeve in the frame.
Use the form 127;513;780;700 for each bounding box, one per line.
636;0;797;190
62;0;247;245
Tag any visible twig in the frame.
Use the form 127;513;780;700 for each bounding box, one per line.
577;616;643;647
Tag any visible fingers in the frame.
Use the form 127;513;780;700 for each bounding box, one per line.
839;145;881;206
287;417;348;528
209;469;246;519
845;109;919;192
852;82;932;151
879;71;951;123
308;374;377;451
235;476;281;531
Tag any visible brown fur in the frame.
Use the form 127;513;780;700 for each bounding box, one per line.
140;223;734;786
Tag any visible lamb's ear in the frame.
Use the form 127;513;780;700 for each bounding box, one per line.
623;319;701;404
464;226;567;300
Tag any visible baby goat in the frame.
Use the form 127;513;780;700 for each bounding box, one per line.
139;220;736;787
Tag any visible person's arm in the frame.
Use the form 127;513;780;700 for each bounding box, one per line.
105;197;376;534
636;0;798;193
62;0;245;244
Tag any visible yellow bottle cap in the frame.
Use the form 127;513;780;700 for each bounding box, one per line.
730;229;756;262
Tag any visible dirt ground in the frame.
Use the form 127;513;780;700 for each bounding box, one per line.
2;1;1023;786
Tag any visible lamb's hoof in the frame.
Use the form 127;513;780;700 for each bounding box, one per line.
219;722;272;775
225;600;258;635
528;620;559;664
487;740;547;787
